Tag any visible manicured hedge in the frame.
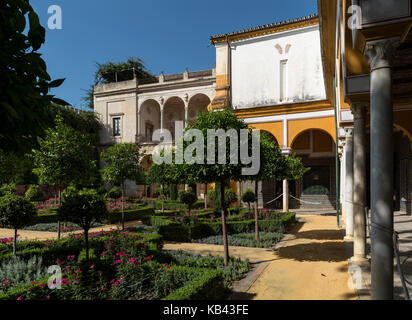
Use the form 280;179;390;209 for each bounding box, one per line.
154;200;206;211
163;267;225;300
155;212;296;242
30;209;59;225
29;207;155;226
106;207;154;224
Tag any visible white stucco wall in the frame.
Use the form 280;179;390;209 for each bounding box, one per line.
230;25;326;109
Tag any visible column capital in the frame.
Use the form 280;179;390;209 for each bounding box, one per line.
345;127;354;138
350;102;368;120
364;37;400;71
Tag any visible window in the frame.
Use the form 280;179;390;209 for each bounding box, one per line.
280;60;288;102
113;117;121;137
145;123;153;142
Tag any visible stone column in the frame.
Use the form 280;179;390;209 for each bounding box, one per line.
282;148;292;212
283;179;289;213
341;142;346;222
184;106;189;128
160;97;165;133
351;102;368;265
364;37;399;300
344;127;354;240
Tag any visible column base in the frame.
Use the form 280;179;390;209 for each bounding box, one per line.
350;256;369;267
344;235;354;241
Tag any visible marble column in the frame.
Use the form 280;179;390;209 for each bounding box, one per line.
344;127;354;240
160;97;165;133
341;142;346;223
282;148;292;212
351;102;368;265
365;37;399;300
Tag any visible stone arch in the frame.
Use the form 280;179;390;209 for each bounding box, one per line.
163;96;185;140
139;99;161;142
188;93;211;123
291;128;335;153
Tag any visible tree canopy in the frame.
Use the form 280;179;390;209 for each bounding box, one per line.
32;114;100;191
0;0;67;153
82;58;157;109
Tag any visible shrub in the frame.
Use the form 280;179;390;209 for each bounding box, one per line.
96;186;107;196
192;232;283;248
106;207;154;224
0;255;47;293
0;194;36;254
58;188;108;260
241;189;255;213
107;186;122;199
179;191;197;214
24;185;44;202
0;184;16;197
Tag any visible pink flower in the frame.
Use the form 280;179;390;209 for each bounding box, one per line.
115;259;122;264
90;264;95;269
17;296;23;300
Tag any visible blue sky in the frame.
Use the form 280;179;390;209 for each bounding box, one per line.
31;0;318;109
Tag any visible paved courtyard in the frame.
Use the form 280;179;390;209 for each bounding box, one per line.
165;214;357;300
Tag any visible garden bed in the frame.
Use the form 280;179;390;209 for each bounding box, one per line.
191;232;283;248
0;228;251;300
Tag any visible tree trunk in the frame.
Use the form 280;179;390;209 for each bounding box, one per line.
161;184;165;214
220;181;229;267
255;181;260;242
121;184;125;231
13;228;17;255
57;188;61;239
204;184;208;210
85;229;89;260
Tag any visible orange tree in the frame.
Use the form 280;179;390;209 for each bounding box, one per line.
167;108;254;266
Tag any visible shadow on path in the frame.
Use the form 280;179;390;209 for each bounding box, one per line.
277;241;348;262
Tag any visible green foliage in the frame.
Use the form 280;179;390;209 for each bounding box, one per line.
24;185;44;202
101;143;143;188
175;109;251;185
0;255;47;293
163;268;225;300
0;194;35;229
82;57;156;109
58;188;108;231
224;188;237;207
178;190;198;213
106;207;155;224
0;0;67;153
0;151;19;184
107;186;122;199
282;154;310;181
0;184;16;197
164;250;251;289
192;232;283;248
241;189;256;207
32;114;99;190
96;186;107;196
169;184;178;201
